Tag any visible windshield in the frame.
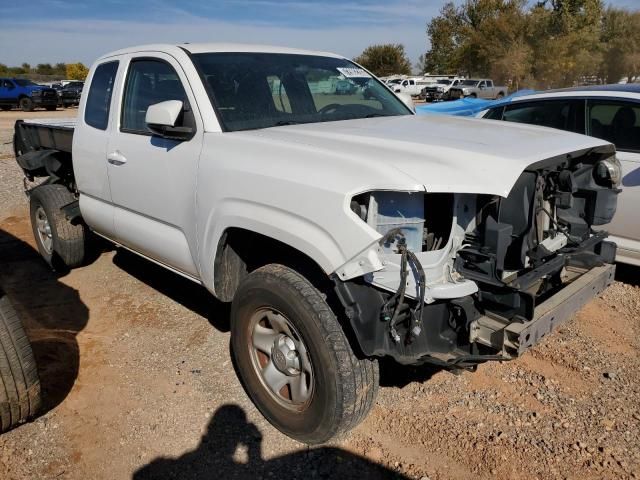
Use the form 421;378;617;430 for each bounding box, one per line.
13;79;38;87
461;80;479;86
191;53;411;132
438;80;451;85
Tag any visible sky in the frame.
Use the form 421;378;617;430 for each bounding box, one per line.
1;0;639;68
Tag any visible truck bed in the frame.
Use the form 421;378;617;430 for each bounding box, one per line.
14;117;76;156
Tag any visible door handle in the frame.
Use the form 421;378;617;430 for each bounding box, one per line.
107;151;127;166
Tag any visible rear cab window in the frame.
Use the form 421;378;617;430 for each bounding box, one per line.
588;100;640;152
84;61;119;130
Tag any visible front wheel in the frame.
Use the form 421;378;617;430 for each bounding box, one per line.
19;97;34;112
231;264;379;444
29;184;86;269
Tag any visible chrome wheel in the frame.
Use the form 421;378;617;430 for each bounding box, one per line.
248;308;314;410
35;206;53;254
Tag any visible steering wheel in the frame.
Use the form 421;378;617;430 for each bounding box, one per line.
319;103;342;115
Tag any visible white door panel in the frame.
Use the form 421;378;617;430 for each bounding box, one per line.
605;151;640;245
106;53;203;277
73;59;123;236
113;205;198;275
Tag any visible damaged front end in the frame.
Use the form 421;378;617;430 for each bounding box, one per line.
334;146;620;369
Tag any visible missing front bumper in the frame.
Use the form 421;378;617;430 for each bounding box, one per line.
470;263;615;357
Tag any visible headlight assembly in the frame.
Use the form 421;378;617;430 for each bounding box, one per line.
594;156;622;188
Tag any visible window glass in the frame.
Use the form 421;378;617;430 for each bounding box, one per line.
503;100;582;133
588;100;640;152
13;79;37;87
484;107;504;120
121;59;187;133
84;61;118;130
192;53;410;132
267;75;292;113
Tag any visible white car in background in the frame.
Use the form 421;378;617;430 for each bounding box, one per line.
478;84;640;266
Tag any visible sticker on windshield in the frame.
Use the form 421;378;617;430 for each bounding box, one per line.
337;67;371;79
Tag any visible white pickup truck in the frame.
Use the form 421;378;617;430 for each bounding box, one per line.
13;43;621;444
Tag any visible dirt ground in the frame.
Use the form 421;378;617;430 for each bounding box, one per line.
0;108;639;480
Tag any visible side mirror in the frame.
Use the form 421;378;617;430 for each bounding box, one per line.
145;100;194;141
396;92;415;112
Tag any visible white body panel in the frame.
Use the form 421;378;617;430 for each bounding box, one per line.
66;43;615;299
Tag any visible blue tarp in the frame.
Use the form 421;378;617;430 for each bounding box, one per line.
415;90;537;117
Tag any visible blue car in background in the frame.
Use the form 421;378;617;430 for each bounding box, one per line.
415;90;536;117
0;78;58;112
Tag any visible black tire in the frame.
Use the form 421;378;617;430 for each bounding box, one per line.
19;97;34;112
469;93;477;98
0;288;41;433
45;106;56;111
496;92;504;99
29;184;86;269
231;264;379;444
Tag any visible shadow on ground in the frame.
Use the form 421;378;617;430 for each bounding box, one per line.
113;249;230;332
134;403;409;480
0;226;89;414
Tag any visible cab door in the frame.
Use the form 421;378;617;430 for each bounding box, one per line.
106;53;204;277
73;60;121;237
587;98;640;262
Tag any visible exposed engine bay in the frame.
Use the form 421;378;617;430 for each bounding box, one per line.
335;149;621;368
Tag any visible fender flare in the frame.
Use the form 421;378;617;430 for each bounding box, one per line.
199;199;349;295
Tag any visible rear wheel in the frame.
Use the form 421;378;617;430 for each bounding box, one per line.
496;92;504;99
29;184;86;269
0;288;41;433
231;264;379;444
19;97;33;112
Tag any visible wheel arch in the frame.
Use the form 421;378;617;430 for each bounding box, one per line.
211;226;333;302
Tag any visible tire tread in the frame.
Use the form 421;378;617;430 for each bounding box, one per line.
246;264;378;442
0;291;41;433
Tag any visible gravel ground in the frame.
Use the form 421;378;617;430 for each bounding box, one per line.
0;109;639;480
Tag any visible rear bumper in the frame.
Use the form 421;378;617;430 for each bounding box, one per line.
470;263;615;357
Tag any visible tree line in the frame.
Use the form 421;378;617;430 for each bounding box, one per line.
0;62;89;81
354;0;640;89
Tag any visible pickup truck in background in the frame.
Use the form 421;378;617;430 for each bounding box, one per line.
449;79;507;100
0;78;58;111
13;43;620;444
390;77;436;97
419;77;465;101
59;81;84;108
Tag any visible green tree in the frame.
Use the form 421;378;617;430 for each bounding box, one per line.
36;63;54;75
600;7;640;82
353;44;412;76
66;62;89;81
53;62;67;77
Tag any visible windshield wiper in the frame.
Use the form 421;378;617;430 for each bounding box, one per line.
364;113;392;118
